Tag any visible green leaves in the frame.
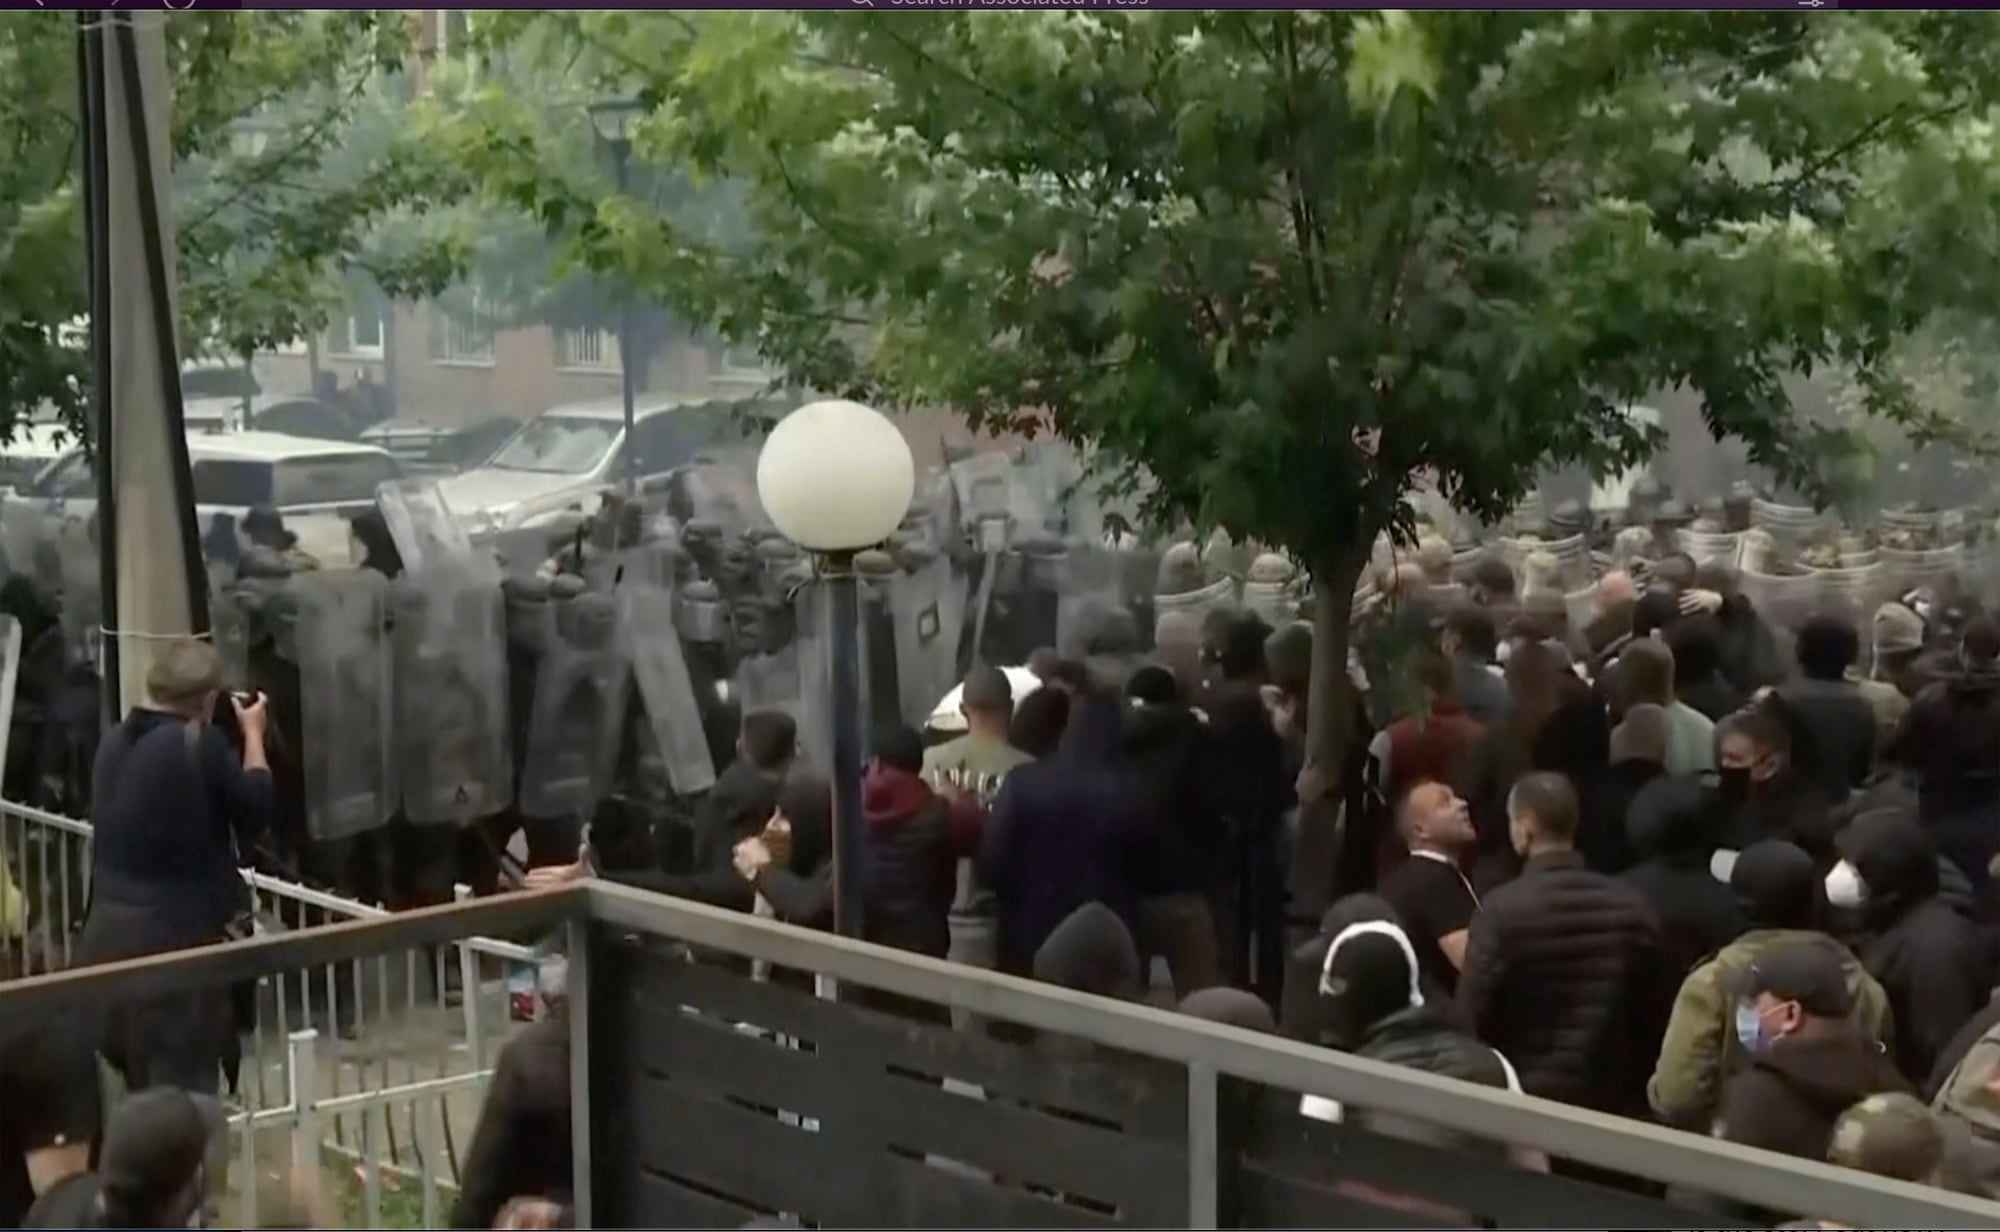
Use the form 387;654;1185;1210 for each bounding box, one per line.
1347;11;1441;111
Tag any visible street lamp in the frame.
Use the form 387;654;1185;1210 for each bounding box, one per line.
587;96;646;501
757;400;915;938
230;118;277;433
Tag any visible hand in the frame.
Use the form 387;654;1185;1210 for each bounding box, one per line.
230;691;269;739
733;836;773;880
1679;588;1723;615
523;861;587;891
494;1197;570;1230
760;815;794;869
1296;763;1329;806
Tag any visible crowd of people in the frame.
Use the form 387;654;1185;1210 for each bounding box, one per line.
3;520;2000;1227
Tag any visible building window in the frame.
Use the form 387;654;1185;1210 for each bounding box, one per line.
429;294;495;365
555;327;620;372
328;295;386;360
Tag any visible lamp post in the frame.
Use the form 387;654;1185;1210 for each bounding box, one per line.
587;96;645;502
229;119;275;434
757;400;915;938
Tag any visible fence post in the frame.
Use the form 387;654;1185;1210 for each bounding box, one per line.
566;915;593;1229
418;1096;444;1229
454;884;484;1071
1188;1061;1219;1230
287;1029;320;1187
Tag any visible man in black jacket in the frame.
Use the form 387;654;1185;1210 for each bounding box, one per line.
452;993;572;1228
1778;615;1879;799
1458;771;1666;1114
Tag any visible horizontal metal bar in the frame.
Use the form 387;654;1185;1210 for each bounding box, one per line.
314;1071;494;1116
1;800;93;836
583;880;2000;1226
0;887;585;1019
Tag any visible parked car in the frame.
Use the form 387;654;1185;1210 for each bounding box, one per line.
360;415;521;476
8;431;403;565
0;422;83;494
436;394;782;532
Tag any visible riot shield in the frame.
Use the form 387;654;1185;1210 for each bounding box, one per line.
888;548;965;725
518;583;632;822
392;571;513;825
377;478;476;576
293;571;395;842
618;565;717;797
55;516;100;669
1055;542;1124;661
1154;577;1236;642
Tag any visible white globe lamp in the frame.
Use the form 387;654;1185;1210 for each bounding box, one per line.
756;399;915;554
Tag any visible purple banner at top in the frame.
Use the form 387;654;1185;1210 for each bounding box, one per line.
25;0;1850;9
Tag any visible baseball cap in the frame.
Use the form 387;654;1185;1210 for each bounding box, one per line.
1728;940;1854;1018
1873;602;1925;657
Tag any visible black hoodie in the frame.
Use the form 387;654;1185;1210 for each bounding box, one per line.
1718;1032;1910;1163
1622;775;1744;980
1888;660;2000;903
1118;700;1221;897
1842;810;1992;1082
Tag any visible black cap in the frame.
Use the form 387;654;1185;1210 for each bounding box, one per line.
1729;941;1853;1018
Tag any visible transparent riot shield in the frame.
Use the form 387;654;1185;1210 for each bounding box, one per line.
55;516;100;669
377;478;476;576
210;581;252;691
392;571;514;825
888;549;964;727
518;585;632;821
618;572;717;797
1056;542;1125;661
734;610;806;744
293;571;395;842
1153;577;1236;642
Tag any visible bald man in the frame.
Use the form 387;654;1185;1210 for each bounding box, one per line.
1378;780;1480;995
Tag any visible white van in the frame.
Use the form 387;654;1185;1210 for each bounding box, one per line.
436;394;765;533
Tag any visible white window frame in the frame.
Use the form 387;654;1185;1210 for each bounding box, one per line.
328;302;386;361
430;293;495;367
555;326;620;373
715;341;769;383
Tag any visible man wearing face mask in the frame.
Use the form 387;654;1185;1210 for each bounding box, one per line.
1714;707;1837;868
1457;772;1666;1114
1715;942;1910;1164
1830;809;1990;1084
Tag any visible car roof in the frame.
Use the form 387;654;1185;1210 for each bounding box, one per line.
535;393;750;423
187;431;393;463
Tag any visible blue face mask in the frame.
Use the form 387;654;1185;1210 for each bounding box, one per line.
1734;1001;1765;1054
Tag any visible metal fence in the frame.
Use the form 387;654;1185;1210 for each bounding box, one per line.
0;799;544;1228
6;884;1997;1229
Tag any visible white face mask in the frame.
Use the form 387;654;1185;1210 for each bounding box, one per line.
1825;859;1867;909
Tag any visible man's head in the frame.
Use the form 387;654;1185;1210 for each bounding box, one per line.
1033;903;1142;1001
1396;780;1474;856
1694;561;1741;600
1665;614;1723;685
1610;703;1671;768
96;1086;211;1229
1631;587;1684;641
738;710;798;774
1828;1093;1947;1186
1616;636;1677;709
1653;552;1699;592
1470;555;1516;606
1316;917;1423;1050
1871;602;1927;685
1414;535;1453;585
869;723;925;776
1594;569;1637;619
1211;611;1274;683
1731;940;1855;1053
1389;561;1428;597
1716;707;1789;800
1795;614;1861;683
1505;770;1578;856
1264;621;1314;703
1729;839;1821;931
145;637;224;719
1441;604;1498;665
1125;663;1182;707
960;664;1016;735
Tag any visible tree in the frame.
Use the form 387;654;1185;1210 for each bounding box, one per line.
465;12;2000;818
0;11;474;442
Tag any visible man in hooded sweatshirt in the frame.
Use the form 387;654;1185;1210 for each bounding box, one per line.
1032;902;1144;1001
1886;616;2000;910
1457;772;1665;1114
1779;615;1881;799
852;725;966;959
1649;839;1891;1132
1621;774;1744;981
1716;941;1910;1163
982;690;1149;978
1119;665;1225;998
1829;808;1989;1084
1591;703;1670;875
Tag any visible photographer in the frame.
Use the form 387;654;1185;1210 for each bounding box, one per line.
77;637;272;1098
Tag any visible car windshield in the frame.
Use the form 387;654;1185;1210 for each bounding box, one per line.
485;414;618;475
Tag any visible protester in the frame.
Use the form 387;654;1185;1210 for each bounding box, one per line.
453;987;573;1229
924;665;1033;783
23;1087;209;1229
1831;808;1989;1083
1885;616;2000;907
1118;666;1225;997
981;690;1148;979
1779;615;1879;798
1829;1093;1949;1187
1456;640;1569;891
1714;706;1837;867
1458;772;1666;1114
1375;781;1479;997
731;775;835;932
1367;651;1485;818
845;728;961;957
1614;637;1714;774
1007;686;1072;760
1665;615;1746;722
0;944;96;1228
80;637;271;1097
1439;606;1510;724
1178;987;1277;1033
1715;942;1910;1163
1649;840;1891;1133
1621;774;1744;980
1032;902;1143;1001
1591;703;1670;874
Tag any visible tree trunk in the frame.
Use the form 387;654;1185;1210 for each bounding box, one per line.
1289;540;1370;922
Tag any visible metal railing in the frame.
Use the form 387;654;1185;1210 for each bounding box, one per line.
0;799;545;1226
6;883;1996;1229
